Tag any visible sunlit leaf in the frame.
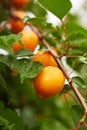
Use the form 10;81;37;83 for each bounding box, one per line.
79;56;87;64
27;1;47;17
23;16;46;28
15;49;33;57
38;0;72;19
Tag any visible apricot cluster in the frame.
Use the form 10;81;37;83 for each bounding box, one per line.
33;48;65;98
9;0;65;99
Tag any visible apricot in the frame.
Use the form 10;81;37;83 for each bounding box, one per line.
10;0;29;7
34;66;65;98
12;30;39;52
33;50;58;67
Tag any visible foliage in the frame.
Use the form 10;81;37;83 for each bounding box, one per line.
0;0;87;130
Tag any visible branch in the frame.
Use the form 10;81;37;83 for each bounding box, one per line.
27;22;87;129
27;22;87;111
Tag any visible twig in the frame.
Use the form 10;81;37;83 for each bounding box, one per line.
73;111;87;130
84;121;87;128
67;92;78;104
63;93;70;104
61;20;70;50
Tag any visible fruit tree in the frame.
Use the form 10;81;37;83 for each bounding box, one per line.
0;0;87;130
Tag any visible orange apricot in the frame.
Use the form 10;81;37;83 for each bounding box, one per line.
10;0;29;7
34;66;65;98
33;50;58;67
12;30;39;52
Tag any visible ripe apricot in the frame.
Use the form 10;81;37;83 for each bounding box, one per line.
11;10;26;19
10;0;29;7
12;30;39;52
34;66;65;98
9;18;25;33
33;50;58;67
9;10;26;33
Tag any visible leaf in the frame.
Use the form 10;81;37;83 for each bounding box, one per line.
79;56;87;64
68;48;83;56
12;58;44;83
40;118;67;130
0;74;8;93
66;23;87;36
0;55;13;67
23;16;46;28
0;116;15;130
15;49;33;57
27;1;47;17
0;34;22;54
29;118;68;130
38;0;72;19
0;101;25;130
71;105;86;130
61;84;71;93
65;23;87;54
72;76;86;88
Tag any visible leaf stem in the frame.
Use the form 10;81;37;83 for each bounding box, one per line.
61;20;70;50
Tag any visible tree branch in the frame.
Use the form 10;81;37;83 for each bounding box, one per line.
27;22;87;129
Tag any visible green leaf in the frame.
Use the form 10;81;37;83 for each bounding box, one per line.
69;32;87;45
65;23;87;54
68;49;83;56
15;49;33;57
12;58;44;83
23;16;46;28
66;23;87;36
0;74;8;93
0;34;22;54
0;55;13;67
0;116;15;130
72;76;86;88
26;1;47;17
40;118;67;130
29;118;68;130
79;56;87;64
71;105;86;130
0;101;25;130
38;0;72;19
